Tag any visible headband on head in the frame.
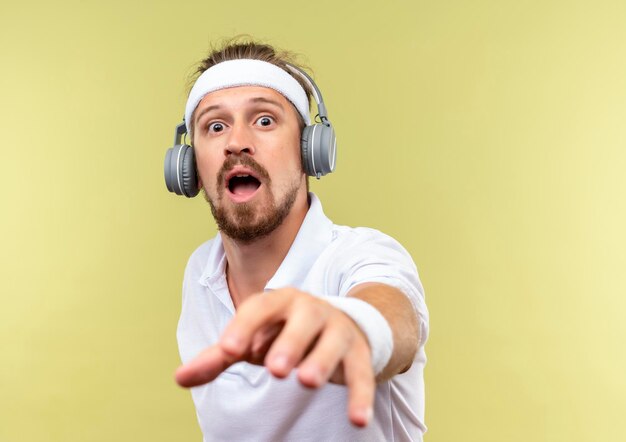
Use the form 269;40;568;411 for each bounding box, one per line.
184;59;311;133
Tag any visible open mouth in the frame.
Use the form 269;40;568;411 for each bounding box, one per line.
228;174;261;196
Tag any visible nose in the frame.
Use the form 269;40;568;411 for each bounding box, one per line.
224;122;255;157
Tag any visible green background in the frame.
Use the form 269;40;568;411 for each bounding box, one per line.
1;0;625;440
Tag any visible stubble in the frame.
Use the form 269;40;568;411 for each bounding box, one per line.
203;154;301;243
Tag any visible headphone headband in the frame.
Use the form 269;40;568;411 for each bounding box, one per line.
285;64;329;123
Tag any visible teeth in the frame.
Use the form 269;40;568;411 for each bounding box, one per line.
235;174;249;178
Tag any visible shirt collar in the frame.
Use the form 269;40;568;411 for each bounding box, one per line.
200;234;227;285
198;233;235;312
265;193;334;291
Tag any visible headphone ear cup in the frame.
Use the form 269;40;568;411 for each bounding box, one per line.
164;147;178;193
180;144;199;197
301;125;315;177
164;144;199;197
301;124;337;178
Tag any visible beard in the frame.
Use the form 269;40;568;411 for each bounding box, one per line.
203;155;302;243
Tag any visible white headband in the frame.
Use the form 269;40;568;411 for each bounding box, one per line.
184;59;311;133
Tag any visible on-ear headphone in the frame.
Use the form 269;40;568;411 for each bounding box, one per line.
164;123;198;197
164;63;337;198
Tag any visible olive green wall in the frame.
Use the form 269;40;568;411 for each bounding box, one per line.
1;1;625;440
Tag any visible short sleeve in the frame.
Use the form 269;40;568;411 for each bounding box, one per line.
331;228;429;348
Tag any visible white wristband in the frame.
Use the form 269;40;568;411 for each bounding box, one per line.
322;296;394;375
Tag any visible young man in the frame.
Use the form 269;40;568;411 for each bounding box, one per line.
167;40;429;441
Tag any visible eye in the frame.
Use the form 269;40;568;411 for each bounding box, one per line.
255;116;274;127
208;122;225;133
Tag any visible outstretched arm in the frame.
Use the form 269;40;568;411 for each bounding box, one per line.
174;284;419;427
347;282;420;381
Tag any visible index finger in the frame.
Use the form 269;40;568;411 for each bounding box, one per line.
175;344;238;388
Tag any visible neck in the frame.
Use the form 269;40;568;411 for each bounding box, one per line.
222;191;309;308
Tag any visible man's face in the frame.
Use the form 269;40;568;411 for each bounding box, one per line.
192;86;307;242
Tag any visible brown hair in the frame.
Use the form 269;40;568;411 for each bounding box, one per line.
187;36;313;139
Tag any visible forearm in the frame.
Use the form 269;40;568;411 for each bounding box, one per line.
348;282;420;381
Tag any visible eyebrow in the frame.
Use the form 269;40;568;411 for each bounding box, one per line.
194;96;285;126
194;104;221;127
249;97;285;109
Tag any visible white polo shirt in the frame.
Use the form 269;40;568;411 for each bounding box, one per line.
177;194;429;441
